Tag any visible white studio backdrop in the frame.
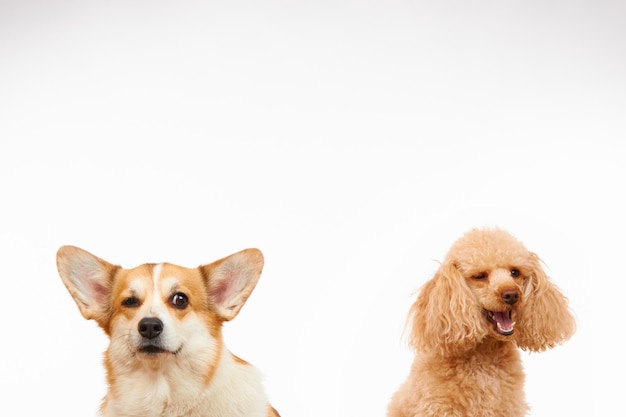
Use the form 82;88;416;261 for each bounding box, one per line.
1;1;623;416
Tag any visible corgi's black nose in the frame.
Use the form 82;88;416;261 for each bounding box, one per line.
138;317;163;339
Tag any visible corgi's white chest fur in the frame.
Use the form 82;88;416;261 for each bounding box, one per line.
56;246;278;417
104;347;268;417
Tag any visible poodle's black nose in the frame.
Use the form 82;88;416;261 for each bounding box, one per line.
501;290;520;305
138;317;163;339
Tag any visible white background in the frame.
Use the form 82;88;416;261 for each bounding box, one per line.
1;1;623;416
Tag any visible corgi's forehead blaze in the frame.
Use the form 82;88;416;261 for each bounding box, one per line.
112;263;206;298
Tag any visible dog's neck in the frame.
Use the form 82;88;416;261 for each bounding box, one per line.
465;337;518;357
101;345;267;417
430;337;521;367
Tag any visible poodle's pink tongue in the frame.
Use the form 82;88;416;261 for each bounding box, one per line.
493;311;514;334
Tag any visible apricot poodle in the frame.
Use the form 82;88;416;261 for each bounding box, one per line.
387;228;575;417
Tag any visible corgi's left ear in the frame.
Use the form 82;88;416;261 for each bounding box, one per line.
202;248;264;321
56;245;119;324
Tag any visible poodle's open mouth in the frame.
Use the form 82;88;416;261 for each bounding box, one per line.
484;309;516;336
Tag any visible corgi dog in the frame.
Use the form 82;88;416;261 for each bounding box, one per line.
56;245;279;417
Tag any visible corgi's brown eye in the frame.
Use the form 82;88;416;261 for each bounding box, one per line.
122;297;140;307
171;293;188;309
511;269;520;277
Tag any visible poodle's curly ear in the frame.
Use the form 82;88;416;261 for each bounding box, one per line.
406;262;487;356
515;253;576;351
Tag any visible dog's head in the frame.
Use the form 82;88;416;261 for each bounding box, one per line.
406;228;576;356
56;246;264;371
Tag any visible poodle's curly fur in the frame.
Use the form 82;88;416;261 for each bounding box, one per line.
387;228;576;417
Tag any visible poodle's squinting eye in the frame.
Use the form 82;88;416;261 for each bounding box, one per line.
471;272;488;280
511;269;520;278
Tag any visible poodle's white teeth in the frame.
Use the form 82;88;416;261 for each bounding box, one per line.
496;321;516;332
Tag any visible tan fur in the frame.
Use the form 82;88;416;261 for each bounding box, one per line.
387;228;576;417
56;246;279;417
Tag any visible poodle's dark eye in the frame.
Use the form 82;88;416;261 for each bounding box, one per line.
122;296;140;308
511;269;520;278
171;292;189;309
471;272;488;280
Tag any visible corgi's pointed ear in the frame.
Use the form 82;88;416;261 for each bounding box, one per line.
201;248;264;321
56;246;119;322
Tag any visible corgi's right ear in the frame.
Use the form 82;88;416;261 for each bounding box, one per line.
56;246;119;322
